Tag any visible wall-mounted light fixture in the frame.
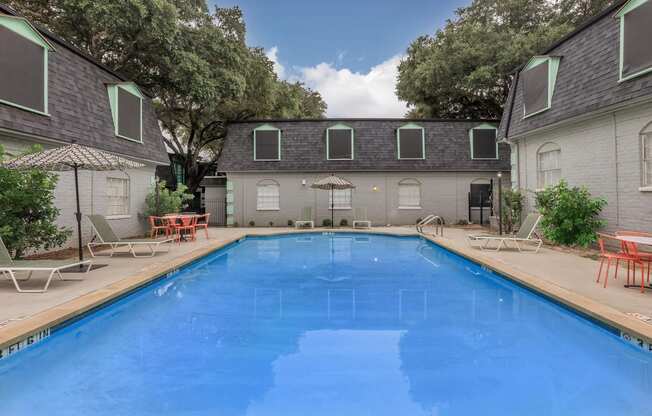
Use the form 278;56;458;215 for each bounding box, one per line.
301;179;306;186
372;186;379;192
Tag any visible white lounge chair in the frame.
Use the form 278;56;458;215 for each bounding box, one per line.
0;237;92;293
467;213;543;253
87;215;175;258
295;207;315;228
352;208;371;229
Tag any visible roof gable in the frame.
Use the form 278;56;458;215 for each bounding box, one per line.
0;14;54;51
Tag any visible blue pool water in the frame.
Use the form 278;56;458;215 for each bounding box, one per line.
0;233;651;415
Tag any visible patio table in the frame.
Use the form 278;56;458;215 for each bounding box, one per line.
165;214;200;242
615;235;652;290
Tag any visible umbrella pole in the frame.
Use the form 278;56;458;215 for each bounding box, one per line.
73;165;84;264
331;185;334;229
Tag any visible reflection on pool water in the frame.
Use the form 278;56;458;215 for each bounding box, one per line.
0;233;651;415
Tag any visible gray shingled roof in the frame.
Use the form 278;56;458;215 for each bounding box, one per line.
219;119;510;172
0;4;169;165
499;0;652;140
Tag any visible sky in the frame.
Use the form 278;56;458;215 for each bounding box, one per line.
211;0;469;117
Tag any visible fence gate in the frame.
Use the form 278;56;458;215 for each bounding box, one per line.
204;186;226;226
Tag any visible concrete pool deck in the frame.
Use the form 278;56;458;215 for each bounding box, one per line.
1;226;651;355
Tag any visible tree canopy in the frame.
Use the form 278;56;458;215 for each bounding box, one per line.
8;0;326;192
396;0;615;119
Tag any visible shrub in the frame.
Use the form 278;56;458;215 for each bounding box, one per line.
416;217;422;224
248;220;255;227
0;145;72;258
287;220;294;227
269;221;274;227
339;218;348;227
501;188;524;233
535;180;606;246
232;222;239;227
322;218;332;227
144;180;194;216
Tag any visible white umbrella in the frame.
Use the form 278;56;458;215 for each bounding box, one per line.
3;143;145;264
311;174;355;228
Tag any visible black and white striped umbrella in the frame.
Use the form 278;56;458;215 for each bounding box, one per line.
3;143;144;265
3;143;144;171
311;175;355;228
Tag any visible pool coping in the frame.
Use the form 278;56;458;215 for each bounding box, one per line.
1;229;651;358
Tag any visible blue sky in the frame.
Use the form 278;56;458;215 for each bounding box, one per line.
211;0;468;117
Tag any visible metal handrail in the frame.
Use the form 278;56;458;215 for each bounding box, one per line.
417;215;444;236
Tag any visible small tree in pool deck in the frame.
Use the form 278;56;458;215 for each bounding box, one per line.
0;145;71;258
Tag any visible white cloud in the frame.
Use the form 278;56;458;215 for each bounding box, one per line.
299;55;408;118
265;46;285;79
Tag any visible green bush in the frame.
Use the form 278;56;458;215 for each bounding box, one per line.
322;218;332;227
0;145;71;258
269;221;274;227
339;218;348;227
144;180;194;216
502;188;524;233
535;180;606;246
248;220;255;227
287;220;294;227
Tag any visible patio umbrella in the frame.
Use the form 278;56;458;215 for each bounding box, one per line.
311;174;355;228
3;143;144;264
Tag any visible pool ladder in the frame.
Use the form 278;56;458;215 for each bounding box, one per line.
417;215;444;237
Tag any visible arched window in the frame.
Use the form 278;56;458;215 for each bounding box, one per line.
537;142;561;189
641;121;652;188
256;179;279;211
398;178;421;209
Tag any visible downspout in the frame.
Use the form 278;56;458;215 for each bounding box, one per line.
613;113;620;227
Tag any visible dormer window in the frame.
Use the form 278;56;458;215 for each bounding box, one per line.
326;124;354;160
617;0;652;81
522;56;560;118
397;123;425;160
469;124;498;160
0;16;54;115
107;83;143;143
253;124;281;161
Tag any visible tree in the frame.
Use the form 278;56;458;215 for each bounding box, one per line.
7;0;327;193
0;145;71;258
396;0;615;119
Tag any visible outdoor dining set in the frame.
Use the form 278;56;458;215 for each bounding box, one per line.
596;231;652;293
148;213;211;243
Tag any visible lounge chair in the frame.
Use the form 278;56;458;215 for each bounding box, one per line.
467;213;543;253
87;215;175;258
295;207;314;228
0;237;92;293
352;208;371;229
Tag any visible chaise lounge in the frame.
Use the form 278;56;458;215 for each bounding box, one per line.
0;237;92;293
295;207;315;228
467;213;543;253
352;207;371;229
87;215;176;258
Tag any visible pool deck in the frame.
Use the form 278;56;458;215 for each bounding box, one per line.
1;226;651;354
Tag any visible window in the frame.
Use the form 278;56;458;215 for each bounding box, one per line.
537;143;561;189
107;83;143;143
397;123;425;159
470;181;492;207
0;16;53;115
327;124;354;160
257;179;279;210
173;162;185;186
329;189;352;210
470;124;498;159
254;125;281;161
618;0;652;81
398;179;421;209
106;177;130;216
522;56;560;117
510;143;519;189
641;123;652;188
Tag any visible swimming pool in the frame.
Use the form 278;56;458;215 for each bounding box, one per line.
0;233;650;415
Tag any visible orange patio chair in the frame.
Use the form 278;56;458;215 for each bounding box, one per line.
615;230;652;286
194;213;210;239
148;216;170;239
596;233;637;288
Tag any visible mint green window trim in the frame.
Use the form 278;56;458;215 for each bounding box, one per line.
0;15;54;116
253;124;281;161
522;56;561;119
617;0;652;82
397;122;426;160
469;123;499;160
107;83;144;144
326;123;354;160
